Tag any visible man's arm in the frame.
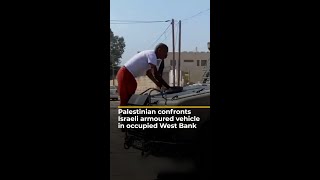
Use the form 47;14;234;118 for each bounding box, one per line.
146;70;161;88
149;63;170;89
158;60;164;77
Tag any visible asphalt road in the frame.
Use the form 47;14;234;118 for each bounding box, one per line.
109;100;196;180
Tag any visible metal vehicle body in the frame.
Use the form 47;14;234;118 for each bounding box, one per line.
123;42;212;159
123;84;210;156
122;42;212;177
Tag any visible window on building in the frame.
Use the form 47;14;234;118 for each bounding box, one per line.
184;60;194;63
197;60;200;66
201;60;207;66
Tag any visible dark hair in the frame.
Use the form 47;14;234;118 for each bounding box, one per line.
154;43;168;52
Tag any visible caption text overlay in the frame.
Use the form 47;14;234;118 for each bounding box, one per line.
117;106;210;130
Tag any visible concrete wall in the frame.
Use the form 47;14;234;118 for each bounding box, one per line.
163;51;210;84
168;69;184;86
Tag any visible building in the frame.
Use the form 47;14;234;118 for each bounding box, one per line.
157;51;210;85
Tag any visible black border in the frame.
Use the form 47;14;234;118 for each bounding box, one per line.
211;0;317;177
4;0;317;179
5;1;111;179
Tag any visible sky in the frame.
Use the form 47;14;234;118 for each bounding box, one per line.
110;0;210;65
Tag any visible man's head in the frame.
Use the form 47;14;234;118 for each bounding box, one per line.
154;43;168;60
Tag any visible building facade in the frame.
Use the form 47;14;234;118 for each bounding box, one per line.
157;51;210;85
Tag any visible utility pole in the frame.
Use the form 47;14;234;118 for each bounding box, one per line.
178;20;181;86
171;19;175;87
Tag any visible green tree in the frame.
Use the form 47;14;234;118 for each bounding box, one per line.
110;28;125;66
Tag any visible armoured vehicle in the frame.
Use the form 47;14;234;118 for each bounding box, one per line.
122;42;212;174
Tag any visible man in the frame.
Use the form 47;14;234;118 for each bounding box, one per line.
116;43;171;106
